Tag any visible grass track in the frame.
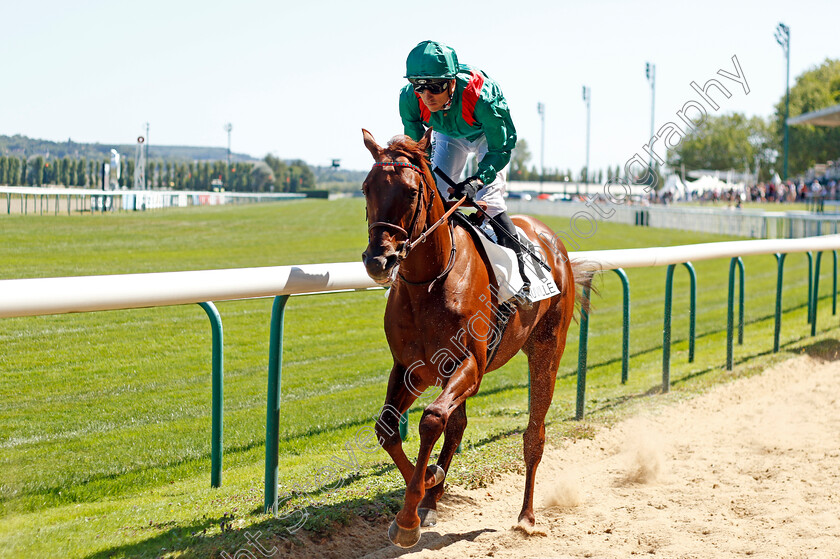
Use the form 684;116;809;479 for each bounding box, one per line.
0;199;837;558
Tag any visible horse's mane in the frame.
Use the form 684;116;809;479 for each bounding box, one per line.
385;135;436;194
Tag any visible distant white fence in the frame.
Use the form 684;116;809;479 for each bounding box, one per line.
1;186;305;215
508;199;840;239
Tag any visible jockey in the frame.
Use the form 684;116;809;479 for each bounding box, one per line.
399;39;530;301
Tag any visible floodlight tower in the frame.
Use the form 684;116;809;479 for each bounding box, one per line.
224;123;232;187
775;23;790;180
582;86;591;184
646;62;656;170
537;102;545;192
134;136;146;189
144;122;150;176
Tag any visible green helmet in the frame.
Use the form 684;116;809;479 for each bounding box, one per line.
404;40;459;81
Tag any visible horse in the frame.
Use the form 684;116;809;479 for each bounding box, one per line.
361;128;587;548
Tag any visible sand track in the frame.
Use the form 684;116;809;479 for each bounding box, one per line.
272;354;840;558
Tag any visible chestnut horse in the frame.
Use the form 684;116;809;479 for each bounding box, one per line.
361;128;585;548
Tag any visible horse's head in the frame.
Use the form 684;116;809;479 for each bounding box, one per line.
360;128;435;285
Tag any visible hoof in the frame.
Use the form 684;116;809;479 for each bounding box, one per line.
388;519;421;548
418;507;437;527
426;464;446;488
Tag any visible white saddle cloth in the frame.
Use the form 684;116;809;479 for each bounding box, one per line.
474;226;561;303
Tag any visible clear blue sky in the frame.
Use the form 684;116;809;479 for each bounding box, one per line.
2;0;837;174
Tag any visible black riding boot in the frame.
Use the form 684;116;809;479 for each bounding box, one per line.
489;212;532;308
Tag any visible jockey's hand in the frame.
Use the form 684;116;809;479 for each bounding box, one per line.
449;176;483;201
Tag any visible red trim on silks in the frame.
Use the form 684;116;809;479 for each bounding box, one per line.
460;71;484;127
415;92;431;123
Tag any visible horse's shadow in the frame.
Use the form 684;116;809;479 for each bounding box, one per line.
361;528;496;559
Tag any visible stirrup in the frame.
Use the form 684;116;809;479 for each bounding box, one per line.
515;282;533;309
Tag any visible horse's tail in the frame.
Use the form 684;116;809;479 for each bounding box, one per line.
569;259;598;322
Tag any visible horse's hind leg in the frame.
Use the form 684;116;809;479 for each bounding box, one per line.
519;314;570;526
417;401;467;526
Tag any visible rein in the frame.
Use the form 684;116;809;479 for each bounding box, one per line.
367;160;465;289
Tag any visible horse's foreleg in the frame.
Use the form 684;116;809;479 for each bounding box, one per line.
518;311;569;526
417;401;467;526
390;356;481;547
375;364;422;486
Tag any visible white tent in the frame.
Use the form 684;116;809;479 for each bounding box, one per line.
688;175;731;194
658;174;688;200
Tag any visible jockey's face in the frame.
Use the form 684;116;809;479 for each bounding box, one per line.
418;79;455;113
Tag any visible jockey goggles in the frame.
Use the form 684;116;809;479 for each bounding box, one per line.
410;79;450;94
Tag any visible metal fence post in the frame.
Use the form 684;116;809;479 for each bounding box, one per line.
663;262;696;392
264;295;289;514
663;265;675;392
684;263;697;363
198;302;224;488
399;411;408;441
611;268;631;384
575;282;592;420
726;257;745;370
773;253;786;352
807;251;814;324
832;251;837;316
812;252;824;337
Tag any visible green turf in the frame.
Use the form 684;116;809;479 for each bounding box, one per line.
0;199;837;558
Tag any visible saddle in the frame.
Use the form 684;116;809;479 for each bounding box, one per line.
449;210;517;365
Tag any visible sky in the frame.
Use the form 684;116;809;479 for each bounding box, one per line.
2;0;838;175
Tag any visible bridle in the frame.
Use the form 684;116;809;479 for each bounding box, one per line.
367;161;433;258
366;160;459;288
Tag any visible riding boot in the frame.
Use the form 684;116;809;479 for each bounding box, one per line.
489;212;532;309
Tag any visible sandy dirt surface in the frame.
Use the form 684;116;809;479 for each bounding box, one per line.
274;354;840;558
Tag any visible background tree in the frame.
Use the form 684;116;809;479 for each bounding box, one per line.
774;58;840;176
75;159;86;186
264;154;289;191
287;160;315;191
668;113;772;176
61;156;72;186
126;159;135;188
32;156;45;186
250;161;275;191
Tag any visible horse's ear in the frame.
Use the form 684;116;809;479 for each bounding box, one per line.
416;127;434;152
362;129;383;160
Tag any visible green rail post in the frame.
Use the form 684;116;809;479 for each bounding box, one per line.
264;295;289;514
773;253;786;353
812;251;824;337
807;251;814;324
575;282;592;420
662;262;697;392
685;263;697;363
198;302;224;488
611;268;631;384
726;257;745;370
832;251;837;316
399;411;408;441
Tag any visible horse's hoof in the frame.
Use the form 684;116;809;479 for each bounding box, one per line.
388;519;421;548
426;464;446;488
418;507;437;527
